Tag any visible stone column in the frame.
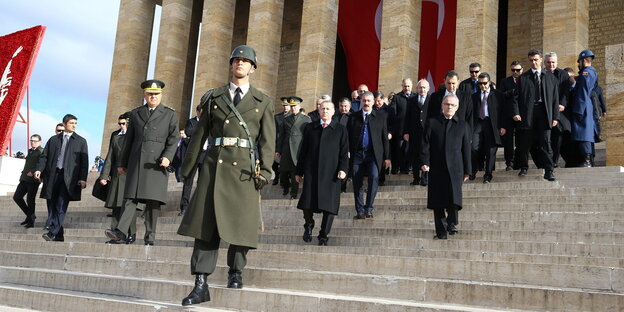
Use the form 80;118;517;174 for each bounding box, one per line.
154;0;193;124
101;0;155;155
604;43;624;166
246;0;285;101
506;0;542;74
542;0;589;68
455;0;499;80
295;0;339;111
378;0;421;94
193;0;237;109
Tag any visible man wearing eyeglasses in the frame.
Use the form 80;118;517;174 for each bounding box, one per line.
35;114;89;242
13;134;44;228
99;113;136;244
499;61;523;171
459;63;482;95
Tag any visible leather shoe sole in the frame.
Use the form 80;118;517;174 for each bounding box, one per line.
433;235;448;240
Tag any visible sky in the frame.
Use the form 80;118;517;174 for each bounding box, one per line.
1;1;161;164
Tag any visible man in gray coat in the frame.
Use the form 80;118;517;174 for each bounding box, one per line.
105;80;179;245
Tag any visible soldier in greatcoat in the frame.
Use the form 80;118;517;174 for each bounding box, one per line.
99;113;136;244
105;80;179;245
178;45;275;306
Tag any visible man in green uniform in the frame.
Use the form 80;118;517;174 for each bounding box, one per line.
178;45;275;306
276;96;311;199
105;80;179;245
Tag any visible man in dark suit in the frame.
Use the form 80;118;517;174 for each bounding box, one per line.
347;91;390;219
337;98;351;193
512;49;560;181
35;114;89;242
373;91;394;186
544;52;571;169
179;104;203;215
471;73;506;183
459;62;481;95
498;61;523;170
426;70;474;132
13;134;44;228
389;78;417;174
272;97;291;185
295;100;349;246
308;95;330;123
420;94;471;239
106;79;180;245
404;79;430;186
99;114;136;244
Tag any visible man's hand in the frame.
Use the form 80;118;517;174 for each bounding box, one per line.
26;172;33;177
558;105;565;112
34;171;41;180
117;167;127;175
403;134;409;142
387;133;392;140
384;159;391;169
499;128;506;136
337;171;346;180
421;165;429;172
552;120;558;128
513;115;521;122
78;180;87;189
463;175;469;182
275;152;281;158
159;157;170;167
295;175;303;184
254;174;268;190
99;179;108;186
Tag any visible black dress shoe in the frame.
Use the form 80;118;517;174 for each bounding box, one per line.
302;225;313;243
227;272;243;289
282;189;289;196
106;213;113;217
20;219;29;226
505;165;513;171
354;213;366;220
518;168;528;176
544;170;556;181
318;237;328;246
410;179;420;186
42;232;55;241
483;174;492;184
104;229;126;242
365;212;373;219
53;236;65;242
181;274;210;306
126;234;136;244
105;239;122;244
468;174;476;180
144;241;154;246
24;222;34;229
272;179;279;185
447;225;459;235
433;235;448;240
290;194;297;200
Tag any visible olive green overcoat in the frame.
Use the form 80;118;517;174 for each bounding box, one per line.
99;130;127;208
177;85;275;248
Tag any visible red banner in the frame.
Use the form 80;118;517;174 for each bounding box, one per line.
337;0;382;91
418;0;457;91
0;25;46;156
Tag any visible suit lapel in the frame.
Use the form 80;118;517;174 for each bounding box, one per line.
236;86;260;115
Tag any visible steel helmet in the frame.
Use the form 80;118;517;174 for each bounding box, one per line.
230;45;257;68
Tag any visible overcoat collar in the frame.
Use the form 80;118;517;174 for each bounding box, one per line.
139;104;164;122
211;84;262;117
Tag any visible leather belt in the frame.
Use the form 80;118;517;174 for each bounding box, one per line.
214;137;251;148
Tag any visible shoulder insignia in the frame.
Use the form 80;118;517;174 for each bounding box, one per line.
582;71;589;76
164;106;175;111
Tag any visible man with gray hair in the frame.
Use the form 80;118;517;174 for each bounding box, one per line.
404;79;431;186
544;52;571;168
389;78;417;175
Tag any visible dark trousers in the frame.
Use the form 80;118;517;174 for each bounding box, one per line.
352;150;379;214
49;172;70;237
272;161;280;182
501;121;516;167
472;118;498;175
303;210;335;238
515;106;554;171
551;126;564;166
408;132;424;182
433;205;458;237
191;238;249;275
390;137;409;173
280;170;299;197
13;181;40;221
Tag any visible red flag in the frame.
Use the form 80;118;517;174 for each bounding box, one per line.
0;25;46;156
418;0;457;91
338;0;382;91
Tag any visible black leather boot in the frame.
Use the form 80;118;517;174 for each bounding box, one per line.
582;154;592;167
303;221;314;242
182;274;210;306
227;271;243;289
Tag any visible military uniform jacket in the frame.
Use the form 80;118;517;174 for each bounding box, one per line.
277;112;311;171
36;132;89;201
20;146;44;183
177;84;275;248
571;66;598;142
118;104;179;204
99;130;127;208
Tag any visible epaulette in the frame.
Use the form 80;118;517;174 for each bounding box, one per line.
164;106;175;111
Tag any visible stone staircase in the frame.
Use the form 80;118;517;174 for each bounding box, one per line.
0;151;622;311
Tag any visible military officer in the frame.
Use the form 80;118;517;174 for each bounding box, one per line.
105;79;179;245
272;97;291;185
99;113;136;244
276;96;311;199
571;49;598;167
178;45;275;306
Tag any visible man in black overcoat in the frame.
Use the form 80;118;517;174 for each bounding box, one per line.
373;91;394;186
13;134;43;228
179;104;203;215
471;73;506;183
347;91;390;219
388;78;417;174
511;50;560;181
458;62;481;95
544;52;571;168
420;94;471;239
35;114;89;242
295;100;348;246
498;61;523;170
404;79;431;186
